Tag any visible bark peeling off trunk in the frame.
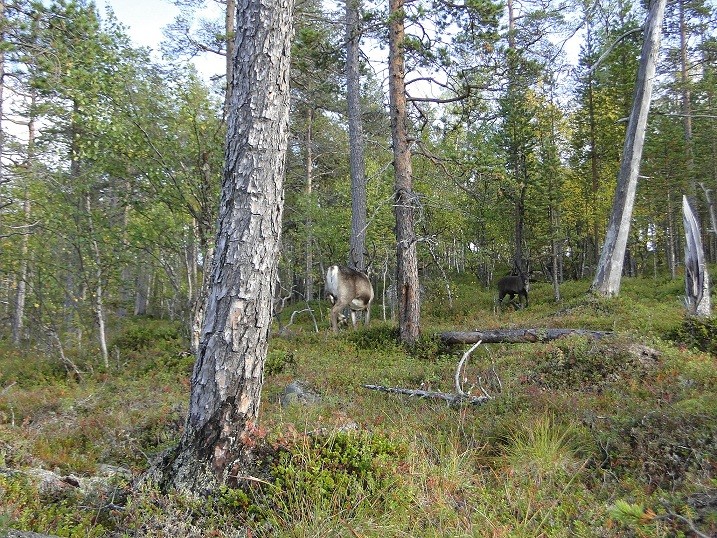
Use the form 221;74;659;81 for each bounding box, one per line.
147;0;294;495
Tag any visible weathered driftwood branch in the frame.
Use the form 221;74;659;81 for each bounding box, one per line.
440;328;612;345
365;340;495;406
362;384;491;406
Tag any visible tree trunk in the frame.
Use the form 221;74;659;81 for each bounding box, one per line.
12;193;30;345
154;0;293;493
591;0;667;296
699;183;717;238
0;0;5;187
514;183;527;273
12;98;36;345
224;0;237;117
191;246;213;354
550;208;561;302
85;194;109;368
346;0;368;272
388;0;420;345
667;190;677;279
683;196;711;317
134;261;150;316
304;108;314;301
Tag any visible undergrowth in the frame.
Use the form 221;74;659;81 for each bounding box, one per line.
1;276;716;537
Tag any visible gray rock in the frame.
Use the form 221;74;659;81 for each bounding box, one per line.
280;380;321;407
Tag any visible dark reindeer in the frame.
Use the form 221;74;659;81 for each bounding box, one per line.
325;265;374;333
497;274;529;308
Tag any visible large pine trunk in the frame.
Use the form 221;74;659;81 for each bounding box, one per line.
388;0;420;345
154;0;293;494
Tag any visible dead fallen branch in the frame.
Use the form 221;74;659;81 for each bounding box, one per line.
364;340;496;406
440;328;612;345
362;384;491;406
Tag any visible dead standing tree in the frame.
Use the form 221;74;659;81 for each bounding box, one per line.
682;196;711;318
591;0;667;296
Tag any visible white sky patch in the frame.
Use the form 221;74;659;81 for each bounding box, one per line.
97;0;225;80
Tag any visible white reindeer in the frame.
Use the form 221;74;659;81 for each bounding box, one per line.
325;265;374;333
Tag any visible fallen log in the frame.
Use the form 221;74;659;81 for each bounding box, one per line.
440;328;612;345
362;384;490;406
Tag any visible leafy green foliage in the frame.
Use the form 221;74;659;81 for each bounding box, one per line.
346;323;400;350
264;349;297;376
271;431;408;508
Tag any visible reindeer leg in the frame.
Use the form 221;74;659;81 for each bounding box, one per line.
331;305;341;333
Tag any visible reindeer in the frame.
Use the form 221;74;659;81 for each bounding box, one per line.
325;265;374;333
497;274;529;308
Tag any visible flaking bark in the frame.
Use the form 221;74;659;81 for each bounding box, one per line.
151;0;294;494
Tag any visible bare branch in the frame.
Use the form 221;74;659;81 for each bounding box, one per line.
455;340;482;396
363;384;491;406
585;27;643;78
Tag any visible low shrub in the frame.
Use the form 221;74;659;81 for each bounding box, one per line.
598;405;717;487
270;430;411;516
530;337;651;392
0;474;108;537
110;318;184;353
667;316;717;355
347;323;400;350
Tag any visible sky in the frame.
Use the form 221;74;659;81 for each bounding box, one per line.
96;0;178;51
95;0;225;80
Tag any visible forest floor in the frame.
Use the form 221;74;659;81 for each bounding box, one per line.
1;274;716;537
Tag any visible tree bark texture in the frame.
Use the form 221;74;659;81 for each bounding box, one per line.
591;0;667;296
12;105;35;345
12;194;29;345
224;0;237;117
346;0;368;272
682;196;711;317
0;0;5;186
157;0;293;493
440;328;612;345
388;0;420;345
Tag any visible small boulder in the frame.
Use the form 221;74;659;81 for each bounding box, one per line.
280;380;321;407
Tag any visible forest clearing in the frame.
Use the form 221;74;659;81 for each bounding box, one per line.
1;274;717;537
2;0;717;535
